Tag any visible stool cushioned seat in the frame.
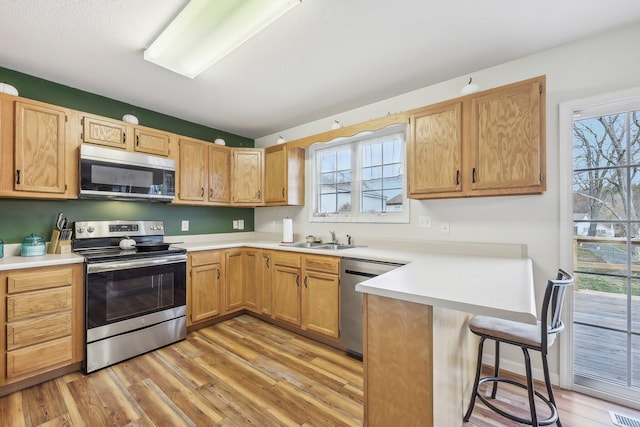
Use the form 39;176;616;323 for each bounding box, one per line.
469;316;556;349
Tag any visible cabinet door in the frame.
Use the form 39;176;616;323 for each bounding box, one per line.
470;78;544;193
231;148;263;205
208;144;231;204
260;251;273;316
408;102;462;197
264;145;286;204
273;264;301;326
264;145;305;206
190;263;221;324
224;249;245;313
81;115;127;149
244;249;260;312
134;127;170;157
14;101;66;194
178;138;207;202
302;270;339;339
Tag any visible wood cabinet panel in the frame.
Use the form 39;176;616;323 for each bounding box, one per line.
7;312;72;350
208;144;231;204
304;254;339;275
260;251;273;316
7;267;73;293
264;145;305;206
408;102;462;196
190;263;221;324
273;251;302;268
177;138;207;202
470;78;544;192
190;250;221;267
14;101;66;194
134;127;170;157
224;249;245;313
231;148;263;205
6;336;73;380
244;249;260;312
272;264;301;326
81;115;127;149
302;270;339;338
7;287;72;321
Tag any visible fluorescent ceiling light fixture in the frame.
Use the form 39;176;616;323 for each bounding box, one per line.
144;0;301;78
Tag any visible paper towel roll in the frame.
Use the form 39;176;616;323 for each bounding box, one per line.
282;218;294;243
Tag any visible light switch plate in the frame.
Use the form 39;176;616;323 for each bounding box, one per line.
418;215;431;228
238;220;244;230
181;220;189;231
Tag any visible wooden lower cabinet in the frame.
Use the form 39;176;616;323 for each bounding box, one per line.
1;264;83;386
188;250;223;325
272;252;302;326
225;249;245;313
363;294;476;426
259;250;273;316
302;255;340;339
244;248;260;312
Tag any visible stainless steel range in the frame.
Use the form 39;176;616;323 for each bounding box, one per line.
73;220;187;373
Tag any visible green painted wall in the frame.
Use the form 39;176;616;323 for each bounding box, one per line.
0;67;255;243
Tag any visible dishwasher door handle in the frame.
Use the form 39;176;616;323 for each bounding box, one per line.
344;270;378;278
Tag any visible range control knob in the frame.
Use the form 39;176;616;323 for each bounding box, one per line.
87;226;95;233
77;226;86;234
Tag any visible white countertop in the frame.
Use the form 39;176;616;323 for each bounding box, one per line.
171;233;537;324
0;232;537;324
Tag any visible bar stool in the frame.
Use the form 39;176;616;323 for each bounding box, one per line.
463;269;574;426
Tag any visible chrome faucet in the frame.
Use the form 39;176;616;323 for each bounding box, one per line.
329;231;337;243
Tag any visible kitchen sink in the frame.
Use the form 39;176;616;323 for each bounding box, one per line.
279;242;356;250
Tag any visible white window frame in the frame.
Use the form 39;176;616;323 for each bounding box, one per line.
308;125;409;223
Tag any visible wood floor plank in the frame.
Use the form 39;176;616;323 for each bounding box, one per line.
3;314;640;426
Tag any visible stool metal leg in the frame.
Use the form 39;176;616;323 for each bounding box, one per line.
463;336;486;422
542;349;562;427
491;340;500;399
522;348;539;426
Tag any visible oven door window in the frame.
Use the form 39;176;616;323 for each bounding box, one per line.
87;262;186;329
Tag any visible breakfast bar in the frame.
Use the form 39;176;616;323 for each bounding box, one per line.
356;252;536;426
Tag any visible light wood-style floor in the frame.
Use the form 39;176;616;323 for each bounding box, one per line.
1;314;639;426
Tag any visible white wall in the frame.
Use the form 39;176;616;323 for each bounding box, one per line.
254;23;640;380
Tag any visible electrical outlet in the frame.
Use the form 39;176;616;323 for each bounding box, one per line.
181;220;189;231
440;221;450;235
232;220;238;229
238;220;244;230
419;215;431;228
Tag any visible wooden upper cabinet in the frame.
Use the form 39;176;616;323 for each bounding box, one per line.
470;77;545;193
231;148;264;205
81;115;127;149
408;102;462;197
407;75;546;199
134;127;170;157
177;138;207;202
14;101;66;194
208;144;231;204
264;144;305;206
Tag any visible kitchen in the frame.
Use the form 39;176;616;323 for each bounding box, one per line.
2;1;640;426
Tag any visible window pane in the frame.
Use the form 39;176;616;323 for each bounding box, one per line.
337;170;352;184
574;114;628;169
632;110;640;165
383;140;402;163
573;323;628;386
337;193;351;213
383;163;402;177
320;152;336;173
319;194;336;213
362;191;382;212
337;149;351;170
573;169;629;222
363;143;382;167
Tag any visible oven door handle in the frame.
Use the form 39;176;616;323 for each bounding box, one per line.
86;254;187;274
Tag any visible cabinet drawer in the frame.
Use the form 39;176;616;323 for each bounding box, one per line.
304;255;340;274
6;336;73;379
191;251;221;267
7;267;74;293
7;287;72;321
273;251;302;268
7;312;72;350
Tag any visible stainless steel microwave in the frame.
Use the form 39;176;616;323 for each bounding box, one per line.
79;144;176;201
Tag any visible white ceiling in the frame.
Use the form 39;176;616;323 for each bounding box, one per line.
2;1;640;140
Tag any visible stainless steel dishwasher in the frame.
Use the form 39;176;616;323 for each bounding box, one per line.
340;257;405;359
